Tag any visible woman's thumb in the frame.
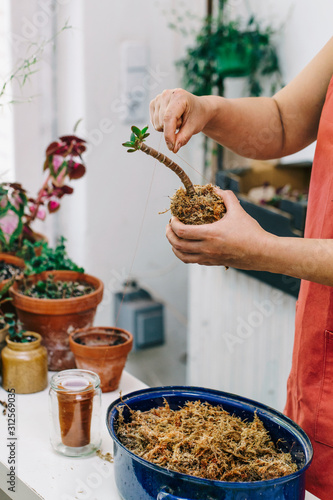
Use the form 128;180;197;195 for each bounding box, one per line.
214;188;240;212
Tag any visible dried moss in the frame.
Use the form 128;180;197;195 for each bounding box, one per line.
170;184;226;225
116;400;298;482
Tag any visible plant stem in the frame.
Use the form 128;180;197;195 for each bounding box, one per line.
139;142;195;196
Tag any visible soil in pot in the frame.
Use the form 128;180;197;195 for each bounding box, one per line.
0;261;22;282
69;327;133;392
0;254;25;316
1;332;48;394
9;271;104;371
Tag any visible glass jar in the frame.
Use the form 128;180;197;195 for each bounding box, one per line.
49;369;101;457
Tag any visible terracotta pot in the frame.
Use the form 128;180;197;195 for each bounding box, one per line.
9;271;104;371
69;327;133;392
0;253;25;316
1;332;48;394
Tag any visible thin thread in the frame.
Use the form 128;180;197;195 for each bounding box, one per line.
175;152;210;185
114;135;162;327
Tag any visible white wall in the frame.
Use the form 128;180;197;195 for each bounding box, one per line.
54;0;205;334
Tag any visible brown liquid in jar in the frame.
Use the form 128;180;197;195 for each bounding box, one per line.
57;378;94;447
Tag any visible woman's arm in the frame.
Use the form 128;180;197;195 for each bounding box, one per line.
150;37;333;159
166;190;333;287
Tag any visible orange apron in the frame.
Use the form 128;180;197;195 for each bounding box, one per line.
285;75;333;500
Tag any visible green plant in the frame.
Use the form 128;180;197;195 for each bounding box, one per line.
123;126;226;225
174;1;282;98
17;236;84;276
0;23;71;107
123;126;195;196
19;275;95;299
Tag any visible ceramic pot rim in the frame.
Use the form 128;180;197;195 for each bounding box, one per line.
69;327;133;357
5;331;42;350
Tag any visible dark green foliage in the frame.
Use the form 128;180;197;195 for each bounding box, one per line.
174;8;282;97
20;275;94;299
18;236;84;275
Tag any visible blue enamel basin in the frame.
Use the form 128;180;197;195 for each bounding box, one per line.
106;386;313;500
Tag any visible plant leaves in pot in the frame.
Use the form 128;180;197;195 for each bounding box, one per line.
9;270;104;371
69;327;133;392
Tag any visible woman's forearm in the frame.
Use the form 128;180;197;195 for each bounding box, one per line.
261;235;333;286
200;95;285;160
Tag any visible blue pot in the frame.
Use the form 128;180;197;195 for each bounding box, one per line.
106;386;313;500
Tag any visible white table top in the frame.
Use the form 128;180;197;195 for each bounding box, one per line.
0;372;319;500
0;371;147;500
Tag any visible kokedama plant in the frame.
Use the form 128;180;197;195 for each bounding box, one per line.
123;126;226;224
0;135;86;253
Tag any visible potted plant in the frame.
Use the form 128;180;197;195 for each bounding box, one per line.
17;236;84;276
9;270;104;371
69;327;133;393
174;0;281;99
123;125;226;224
0;134;86;254
1;312;48;394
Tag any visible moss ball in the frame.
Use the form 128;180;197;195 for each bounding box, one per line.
170;184;226;225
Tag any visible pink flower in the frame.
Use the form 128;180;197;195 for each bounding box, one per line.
48;199;60;213
0;210;19;241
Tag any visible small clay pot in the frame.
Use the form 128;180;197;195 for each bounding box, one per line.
1;332;48;394
9;271;104;371
69;327;133;392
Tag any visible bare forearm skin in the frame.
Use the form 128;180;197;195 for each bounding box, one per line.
260;235;333;286
200;96;285;160
199;37;333;161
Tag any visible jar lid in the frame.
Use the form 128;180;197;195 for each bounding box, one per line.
50;369;100;393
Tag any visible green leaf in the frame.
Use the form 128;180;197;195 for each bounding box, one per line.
122;141;134;148
127;149;136;153
141;126;149;135
142;133;150;139
131;126;141;137
130;132;136;142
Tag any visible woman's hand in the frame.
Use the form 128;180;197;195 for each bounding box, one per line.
166;189;276;269
149;88;214;153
